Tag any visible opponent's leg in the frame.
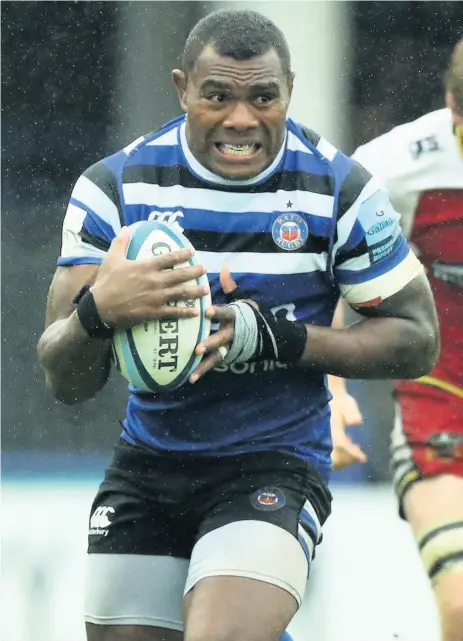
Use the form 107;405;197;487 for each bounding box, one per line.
391;391;463;641
403;475;463;641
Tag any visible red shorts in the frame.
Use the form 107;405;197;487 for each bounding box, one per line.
391;382;463;506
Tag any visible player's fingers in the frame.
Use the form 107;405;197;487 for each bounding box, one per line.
219;264;238;294
190;349;226;384
195;326;234;355
162;283;210;304
145;304;200;320
108;226;131;256
342;436;368;463
345;398;364;426
205;305;237;323
138;247;196;271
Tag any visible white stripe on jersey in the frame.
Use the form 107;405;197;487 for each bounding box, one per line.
146;127;179;147
71;176;121;231
332;177;381;259
124;135;145;155
197;251;327;275
123;183;335;219
336;253;371;272
286;131;314;154
339;250;423;305
316;137;337;161
60;203;106;260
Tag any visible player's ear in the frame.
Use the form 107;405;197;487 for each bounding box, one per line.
288;72;295;95
172;70;188;112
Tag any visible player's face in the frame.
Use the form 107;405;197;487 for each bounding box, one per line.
172;45;293;180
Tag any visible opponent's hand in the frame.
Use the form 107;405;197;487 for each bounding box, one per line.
91;227;209;328
330;391;367;471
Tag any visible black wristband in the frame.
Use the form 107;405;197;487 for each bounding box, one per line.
254;307;307;364
225;286;306;364
73;285;113;340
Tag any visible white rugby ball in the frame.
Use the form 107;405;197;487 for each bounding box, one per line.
111;220;211;392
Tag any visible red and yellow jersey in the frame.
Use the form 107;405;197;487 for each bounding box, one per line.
353;108;463;397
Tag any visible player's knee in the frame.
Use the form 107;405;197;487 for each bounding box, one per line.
86;623;180;641
437;581;463;641
185;622;282;641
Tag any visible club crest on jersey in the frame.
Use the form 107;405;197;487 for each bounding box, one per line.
272;213;308;251
250;487;286;511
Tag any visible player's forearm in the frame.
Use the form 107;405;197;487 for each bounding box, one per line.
299;316;439;380
37;311;111;404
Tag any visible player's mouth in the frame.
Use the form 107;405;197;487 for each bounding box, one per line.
214;142;262;160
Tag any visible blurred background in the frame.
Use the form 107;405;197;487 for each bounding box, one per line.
2;2;461;640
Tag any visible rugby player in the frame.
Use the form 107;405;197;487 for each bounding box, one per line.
331;40;463;641
37;10;439;641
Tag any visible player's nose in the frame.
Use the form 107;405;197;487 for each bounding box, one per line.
223;101;259;130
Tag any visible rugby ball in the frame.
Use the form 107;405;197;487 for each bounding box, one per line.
111;220;211;392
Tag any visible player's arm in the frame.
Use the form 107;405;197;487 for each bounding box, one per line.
297;159;439;379
37;161;207;404
38;264;112;405
299;270;438;378
191;163;439;382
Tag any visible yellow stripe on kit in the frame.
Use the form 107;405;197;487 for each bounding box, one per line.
416;376;463;399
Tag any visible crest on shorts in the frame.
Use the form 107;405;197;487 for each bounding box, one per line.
272;213;308;251
250;487;286;511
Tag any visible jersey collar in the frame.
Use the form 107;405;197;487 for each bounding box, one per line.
179;120;287;187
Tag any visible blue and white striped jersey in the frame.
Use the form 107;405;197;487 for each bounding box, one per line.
58;115;422;478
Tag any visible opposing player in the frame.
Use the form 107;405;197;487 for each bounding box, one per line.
332;41;463;641
37;10;439;641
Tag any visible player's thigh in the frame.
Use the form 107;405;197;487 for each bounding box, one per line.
182;452;332;641
85;441;193;635
185;576;297;641
86;623;182;641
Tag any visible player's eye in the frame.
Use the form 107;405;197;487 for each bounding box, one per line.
254;94;277;106
208;92;228;103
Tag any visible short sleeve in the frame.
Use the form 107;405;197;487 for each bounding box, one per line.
352;124;425;238
333;161;423;307
58;161;123;266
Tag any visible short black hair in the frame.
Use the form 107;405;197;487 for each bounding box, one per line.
182;9;291;76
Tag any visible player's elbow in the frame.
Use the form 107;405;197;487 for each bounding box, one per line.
42;369;92;405
402;316;440;379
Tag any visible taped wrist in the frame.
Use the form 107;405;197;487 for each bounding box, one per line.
73;285;113;340
225;300;307;365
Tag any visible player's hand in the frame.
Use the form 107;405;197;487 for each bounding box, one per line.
91;227;209;328
330;390;367;471
190;266;248;383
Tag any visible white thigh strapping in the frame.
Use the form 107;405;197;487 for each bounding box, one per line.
184;520;309;606
85;554;188;630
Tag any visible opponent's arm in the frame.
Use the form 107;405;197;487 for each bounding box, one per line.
327;301;348;394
